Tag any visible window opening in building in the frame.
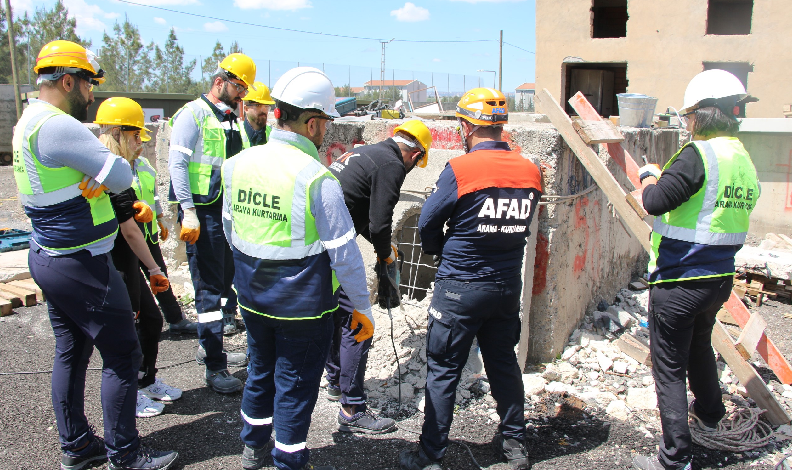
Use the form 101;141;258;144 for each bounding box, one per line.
707;0;753;35
591;0;628;38
563;62;627;117
703;62;753;117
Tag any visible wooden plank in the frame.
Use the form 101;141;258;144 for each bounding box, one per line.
712;320;790;425
0;283;35;307
538;89;652;251
0;299;11;316
0;290;22;308
779;234;792;249
626;191;649;218
766;233;788;248
572;119;625;144
9;279;44;302
616;334;651;365
717;308;738;325
629;281;648;291
568;91;642;190
735;313;768;360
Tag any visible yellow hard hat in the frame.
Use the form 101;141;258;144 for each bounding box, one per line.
94;97;145;129
35;40;96;74
243;81;275;105
140;128;151;142
219;53;257;89
393;120;433;168
455;87;508;126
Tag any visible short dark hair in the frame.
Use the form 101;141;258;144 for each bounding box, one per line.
274;99;319;127
475;125;503;139
692;106;740;138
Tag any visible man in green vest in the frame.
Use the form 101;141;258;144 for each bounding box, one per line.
632;70;760;470
168;52;257;394
240;81;274;147
222;67;374;470
17;40;177;470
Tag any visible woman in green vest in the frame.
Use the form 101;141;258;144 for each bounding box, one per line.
95;97;184;418
632;70;759;470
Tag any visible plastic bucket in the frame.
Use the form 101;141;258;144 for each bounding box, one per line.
617;93;658;128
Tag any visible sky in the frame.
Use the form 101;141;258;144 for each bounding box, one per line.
11;0;536;94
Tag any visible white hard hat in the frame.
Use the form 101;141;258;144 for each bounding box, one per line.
271;67;339;118
681;69;749;114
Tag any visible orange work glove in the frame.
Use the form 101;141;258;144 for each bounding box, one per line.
179;208;200;245
132;201;153;223
350;308;375;342
148;267;170;294
79;176;108;199
377;243;399;265
157;219;169;241
638;164;662;183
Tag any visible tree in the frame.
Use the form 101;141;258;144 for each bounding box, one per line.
0;9;30;85
334;85;352;97
147;28;196;94
200;40;244;89
99;15;151;92
23;0;90;64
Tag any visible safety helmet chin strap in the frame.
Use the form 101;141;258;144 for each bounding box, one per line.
456;118;480;153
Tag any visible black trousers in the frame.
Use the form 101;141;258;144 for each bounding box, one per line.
325;288;372;407
139;238;183;325
649;276;732;469
420;277;525;461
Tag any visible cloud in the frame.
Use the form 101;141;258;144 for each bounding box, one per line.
432;58;441;62
62;0;119;32
154;17;167;25
9;0;33;13
391;2;430;22
203;21;228;32
233;0;312;10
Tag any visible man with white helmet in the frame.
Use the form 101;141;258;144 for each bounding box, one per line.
632;70;759;470
221;67;374;470
168;52;257;394
240;81;275;147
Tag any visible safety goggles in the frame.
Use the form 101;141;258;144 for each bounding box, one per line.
304;114;334;126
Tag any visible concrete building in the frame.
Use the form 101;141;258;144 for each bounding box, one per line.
515;83;536;111
536;0;792;118
363;79;428;103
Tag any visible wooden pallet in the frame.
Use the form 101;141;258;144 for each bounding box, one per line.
0;278;42;316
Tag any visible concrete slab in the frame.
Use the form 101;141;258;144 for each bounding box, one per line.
0;248;30;283
736;246;792;280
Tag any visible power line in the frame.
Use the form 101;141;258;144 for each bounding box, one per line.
504;41;536;55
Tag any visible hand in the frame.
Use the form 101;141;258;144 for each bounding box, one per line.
433;255;442;268
638;164;662;182
350;308;375;342
78;176;108;199
132;201;153;223
148;266;170;294
383;243;399;264
158;219;169;241
179;208;200;245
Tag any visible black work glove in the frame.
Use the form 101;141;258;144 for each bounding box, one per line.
377;255;402;309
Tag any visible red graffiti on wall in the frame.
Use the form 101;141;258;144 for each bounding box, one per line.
533;232;549;295
324;140;367;167
572;197;602;278
778;150;792;211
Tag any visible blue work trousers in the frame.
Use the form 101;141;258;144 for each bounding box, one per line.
420;278;526;461
324;287;371;407
180;205;236;370
29;248;142;460
239;309;333;470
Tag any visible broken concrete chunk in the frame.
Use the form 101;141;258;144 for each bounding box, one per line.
580;332;604;348
606;400;631;421
545;381;577;395
522;373;547;396
562;345;581;361
556;362;580;382
613;361;628;375
542;365;561;382
626;387;657;410
597;352;614;373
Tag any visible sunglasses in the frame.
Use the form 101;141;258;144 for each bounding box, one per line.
304;114;334;125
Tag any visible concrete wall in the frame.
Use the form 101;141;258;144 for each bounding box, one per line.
0;84;33;154
536;0;792;118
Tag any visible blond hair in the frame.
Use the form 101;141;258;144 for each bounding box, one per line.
99;126;139;163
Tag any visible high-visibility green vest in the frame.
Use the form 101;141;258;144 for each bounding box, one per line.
223;140;340;319
648;137;760;281
132;156;159;243
168;98;230;205
239;120;271;149
13;101;117;251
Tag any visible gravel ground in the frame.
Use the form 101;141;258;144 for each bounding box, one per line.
0;300;787;470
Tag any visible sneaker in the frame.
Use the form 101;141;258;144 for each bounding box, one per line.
196;345;248;367
61;433;106;470
326;384;341;402
399;447;442;470
136;391;164;418
241;440;274;470
494;433;531;470
108;446;178;470
140;378;182;402
338;408;397;434
223;312;238;335
688;400;718;431
168;318;198;335
205;368;243;394
632;455;665;470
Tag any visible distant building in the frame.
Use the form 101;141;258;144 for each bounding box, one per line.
363;80;427;103
536;0;792;118
350;87;365;95
515;83;535;111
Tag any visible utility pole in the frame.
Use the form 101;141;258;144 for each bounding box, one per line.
379;38;394;102
498;30;503;91
5;0;21;120
26;30;30;85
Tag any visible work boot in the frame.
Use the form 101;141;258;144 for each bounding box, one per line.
338;408;397;434
241;440;274;470
108;446;178;470
168;318;198;335
399;446;442;470
196;345;248;367
223;311;238;335
205;368;243;394
494;433;531;470
632;455;667;470
299;464;336;470
688;400;719;431
61;434;106;470
326;384;341;401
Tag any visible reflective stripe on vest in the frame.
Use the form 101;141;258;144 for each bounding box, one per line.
133;157;159;243
223;142;333;261
168;98;228;205
240;120;250;150
651;138;759;246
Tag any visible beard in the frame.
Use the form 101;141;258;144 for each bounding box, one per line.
218;83;241;110
66;87;90;122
